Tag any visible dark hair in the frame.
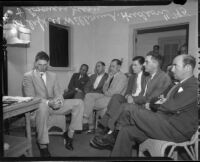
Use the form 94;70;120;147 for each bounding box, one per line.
146;52;163;67
183;55;196;70
153;45;159;49
35;51;49;62
132;56;145;65
80;64;89;71
97;61;105;66
111;59;122;66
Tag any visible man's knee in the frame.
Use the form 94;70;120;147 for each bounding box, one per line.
112;94;124;102
85;93;94;100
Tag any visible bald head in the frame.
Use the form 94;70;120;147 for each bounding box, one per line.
171;54;195;81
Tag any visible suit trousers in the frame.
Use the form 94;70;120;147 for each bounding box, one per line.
111;103;187;157
99;94;126;131
83;93;111;125
36;99;84;144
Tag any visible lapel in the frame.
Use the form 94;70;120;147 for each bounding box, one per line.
146;69;161;94
130;74;137;94
96;73;107;89
170;76;194;99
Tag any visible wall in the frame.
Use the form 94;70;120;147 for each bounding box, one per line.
7;47;27;96
136;30;186;57
6;0;198;96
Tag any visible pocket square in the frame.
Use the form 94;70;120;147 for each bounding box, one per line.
178;87;183;93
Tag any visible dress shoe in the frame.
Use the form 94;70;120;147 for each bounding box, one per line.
89;137;113;150
39;147;51;157
94;130;119;148
82;123;89;132
63;131;74;151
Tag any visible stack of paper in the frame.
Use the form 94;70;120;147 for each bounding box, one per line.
3;96;33;107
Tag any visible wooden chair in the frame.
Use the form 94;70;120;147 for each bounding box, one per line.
139;126;199;160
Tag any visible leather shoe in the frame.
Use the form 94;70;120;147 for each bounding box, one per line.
39;147;51;157
63;131;73;151
89;137;113;150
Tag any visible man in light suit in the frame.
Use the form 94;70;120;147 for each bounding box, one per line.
93;56;147;134
82;59;127;131
63;64;89;99
22;51;84;156
109;54;198;157
91;52;171;149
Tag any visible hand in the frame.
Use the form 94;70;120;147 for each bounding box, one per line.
145;103;151;110
48;98;62;110
155;95;166;104
127;95;134;104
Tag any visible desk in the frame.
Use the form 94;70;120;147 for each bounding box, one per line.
3;98;41;157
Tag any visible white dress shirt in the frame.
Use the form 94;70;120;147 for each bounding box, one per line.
93;73;105;89
132;71;143;97
40;72;47;85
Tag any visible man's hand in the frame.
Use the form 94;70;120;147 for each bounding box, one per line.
127;95;134;104
75;88;82;93
48;97;63;110
155;95;166;104
145;103;151;110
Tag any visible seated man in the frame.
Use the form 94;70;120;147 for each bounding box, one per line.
84;61;108;95
95;56;148;133
102;54;198;157
63;64;89;99
22;51;84;156
82;59;127;131
90;52;171;148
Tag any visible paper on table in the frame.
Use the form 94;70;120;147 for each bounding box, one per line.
3;96;33;103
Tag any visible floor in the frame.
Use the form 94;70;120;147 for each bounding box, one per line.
5;122;192;160
8;126;111;157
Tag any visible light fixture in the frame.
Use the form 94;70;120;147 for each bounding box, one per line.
3;9;31;45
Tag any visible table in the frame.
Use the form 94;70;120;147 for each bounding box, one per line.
3;98;41;157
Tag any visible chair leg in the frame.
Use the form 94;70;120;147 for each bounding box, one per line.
184;145;195;160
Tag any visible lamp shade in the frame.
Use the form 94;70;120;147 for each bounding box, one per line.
3;23;31;45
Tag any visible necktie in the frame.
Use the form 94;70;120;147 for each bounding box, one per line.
143;78;151;96
108;77;114;89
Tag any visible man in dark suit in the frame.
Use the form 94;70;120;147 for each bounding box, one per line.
84;61;108;95
90;52;171;149
63;64;90;99
94;56;147;133
109;54;198;157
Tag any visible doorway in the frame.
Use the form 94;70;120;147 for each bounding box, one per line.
134;23;189;71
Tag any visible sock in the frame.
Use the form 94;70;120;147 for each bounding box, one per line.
39;144;47;149
107;130;113;134
68;129;74;138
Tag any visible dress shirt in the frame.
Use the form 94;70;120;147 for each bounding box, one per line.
93;73;105;89
40;72;47;85
132;71;143;97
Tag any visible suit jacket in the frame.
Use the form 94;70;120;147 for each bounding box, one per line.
84;73;108;94
68;73;90;92
158;76;198;139
22;70;61;100
134;69;171;105
125;72;148;97
103;71;128;97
